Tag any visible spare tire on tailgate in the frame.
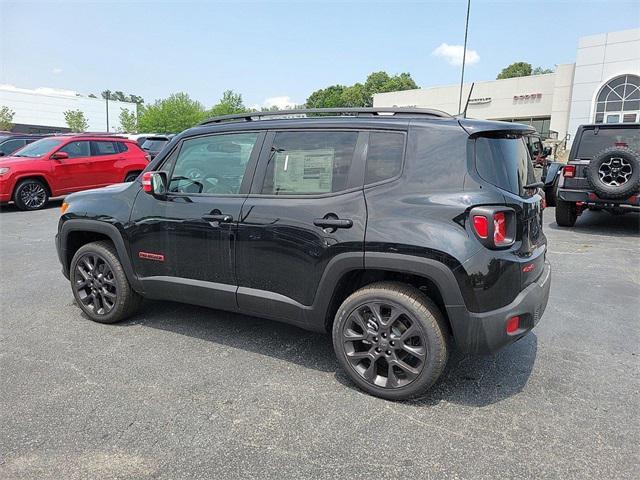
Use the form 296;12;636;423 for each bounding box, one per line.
587;147;640;199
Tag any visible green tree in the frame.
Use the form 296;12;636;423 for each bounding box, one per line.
137;92;205;133
533;66;555;75
101;90;112;100
497;62;533;79
0;106;15;131
63;110;89;132
206;90;247;117
305;72;418;108
88;93;97;99
119;108;137;133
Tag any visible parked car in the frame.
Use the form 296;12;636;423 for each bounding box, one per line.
524;132;553;168
555;123;640;226
0;135;149;210
140;135;174;160
124;133;157;147
55;108;550;400
0;133;50;157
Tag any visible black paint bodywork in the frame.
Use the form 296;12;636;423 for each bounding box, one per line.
56;115;551;354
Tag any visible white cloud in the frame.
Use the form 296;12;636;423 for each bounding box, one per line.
432;43;479;66
263;96;298;109
52;68;63;75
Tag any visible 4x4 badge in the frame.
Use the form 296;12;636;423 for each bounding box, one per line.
138;251;165;262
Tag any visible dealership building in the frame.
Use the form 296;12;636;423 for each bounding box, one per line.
0;85;137;133
374;28;640;145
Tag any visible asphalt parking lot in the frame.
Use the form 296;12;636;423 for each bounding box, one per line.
0;201;638;479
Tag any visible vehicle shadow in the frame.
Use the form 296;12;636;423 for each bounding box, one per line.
547;208;640;238
0;198;64;213
129;300;537;407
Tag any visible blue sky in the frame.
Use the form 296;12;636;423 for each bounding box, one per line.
1;0;639;108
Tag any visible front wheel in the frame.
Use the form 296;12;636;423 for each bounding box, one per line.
13;179;49;210
555;198;577;227
70;241;142;324
332;282;449;401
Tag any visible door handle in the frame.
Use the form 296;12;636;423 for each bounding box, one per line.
202;214;233;223
313;218;353;229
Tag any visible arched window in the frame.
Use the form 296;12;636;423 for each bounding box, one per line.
594;74;640;124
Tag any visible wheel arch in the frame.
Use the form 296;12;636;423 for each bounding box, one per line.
12;175;53;198
59;219;143;293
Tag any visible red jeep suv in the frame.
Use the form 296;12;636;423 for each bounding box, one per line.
0;135;150;210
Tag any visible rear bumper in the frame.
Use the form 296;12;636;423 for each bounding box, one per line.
558;188;640;209
447;261;551;355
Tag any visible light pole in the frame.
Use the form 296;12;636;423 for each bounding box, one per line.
458;0;471;114
105;90;110;132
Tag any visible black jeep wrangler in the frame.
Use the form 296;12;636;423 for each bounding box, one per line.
555;123;640;226
56;108;551;400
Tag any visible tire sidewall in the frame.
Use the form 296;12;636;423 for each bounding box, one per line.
14;179;49;211
587;148;640;199
332;285;448;400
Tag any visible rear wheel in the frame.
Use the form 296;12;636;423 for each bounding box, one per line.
332;282;449;400
13;179;49;211
70;241;142;324
545;178;558;207
555;198;577;227
124;172;141;183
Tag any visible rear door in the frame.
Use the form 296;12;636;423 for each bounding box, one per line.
51;140;93;191
89;140;124;185
235;129;367;323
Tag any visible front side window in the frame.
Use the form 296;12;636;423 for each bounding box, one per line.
58;141;90;158
169;132;259;195
261;131;358;195
365;131;405;184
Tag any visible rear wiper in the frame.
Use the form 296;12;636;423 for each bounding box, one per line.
523;182;544;189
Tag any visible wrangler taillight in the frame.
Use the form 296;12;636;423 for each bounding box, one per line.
563;165;576;178
470;207;516;249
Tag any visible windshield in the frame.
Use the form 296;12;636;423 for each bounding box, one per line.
475;135;537;197
576;127;640;159
13;138;64;157
141;139;168;152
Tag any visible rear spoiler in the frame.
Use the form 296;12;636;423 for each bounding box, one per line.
458;119;535;137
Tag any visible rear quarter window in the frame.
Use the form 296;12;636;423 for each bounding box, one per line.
475;135;537;197
365;131;405;184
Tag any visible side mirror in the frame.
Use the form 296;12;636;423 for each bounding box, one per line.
142;171;167;197
51;152;69;160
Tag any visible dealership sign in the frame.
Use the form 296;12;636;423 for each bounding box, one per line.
514;93;542;101
468;97;492;105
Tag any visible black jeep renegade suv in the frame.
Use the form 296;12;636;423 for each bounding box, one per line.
56;108;551;400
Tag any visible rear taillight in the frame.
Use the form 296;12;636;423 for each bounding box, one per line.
563;165;576;178
145;153;151;162
470;207;516;249
141;172;153;192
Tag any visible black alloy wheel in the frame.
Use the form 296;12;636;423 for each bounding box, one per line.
73;253;118;316
333;282;449;400
341;301;426;388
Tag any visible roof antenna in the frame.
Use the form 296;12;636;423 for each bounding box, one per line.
462;82;475;118
457;0;472;114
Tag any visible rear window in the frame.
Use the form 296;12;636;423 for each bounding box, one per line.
475;136;537;197
142;139;169;152
576;127;640;159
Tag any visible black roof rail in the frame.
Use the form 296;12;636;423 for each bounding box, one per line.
199;107;451;126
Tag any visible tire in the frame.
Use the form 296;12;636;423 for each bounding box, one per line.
586;147;640;200
332;281;449;401
13;179;49;211
545;177;558;207
70;240;142;324
555;198;577;227
124;172;140;183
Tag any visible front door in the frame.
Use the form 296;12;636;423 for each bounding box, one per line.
128;131;264;309
51;140;93;191
235;129;367;325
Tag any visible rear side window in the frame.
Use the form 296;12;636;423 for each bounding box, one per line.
575;128;640;159
475;136;536;197
261;131;358;195
91;141;119;155
365;132;405;184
